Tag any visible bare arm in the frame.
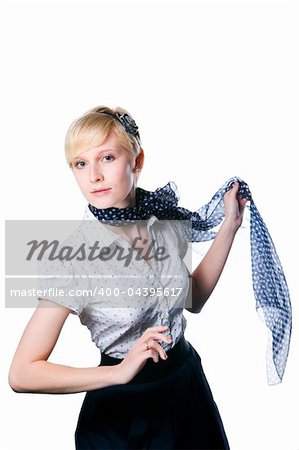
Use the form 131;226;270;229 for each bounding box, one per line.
8;299;123;394
186;182;247;314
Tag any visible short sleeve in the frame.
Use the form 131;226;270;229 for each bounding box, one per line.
36;256;91;316
169;220;190;259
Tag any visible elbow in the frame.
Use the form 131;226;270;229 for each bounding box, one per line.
8;375;26;393
8;367;32;393
184;300;204;314
191;294;210;314
185;277;205;314
9;383;27;394
193;305;203;315
185;305;203;314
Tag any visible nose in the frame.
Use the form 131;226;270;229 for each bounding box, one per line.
89;164;104;183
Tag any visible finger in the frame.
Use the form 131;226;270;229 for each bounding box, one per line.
240;198;248;206
142;332;172;344
146;340;168;360
145;348;160;363
225;183;238;199
229;181;239;191
143;327;170;339
144;326;169;333
237;198;248;214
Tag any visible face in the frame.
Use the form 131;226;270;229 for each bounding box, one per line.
71;132;143;209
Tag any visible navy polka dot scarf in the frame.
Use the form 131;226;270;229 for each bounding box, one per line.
89;176;292;385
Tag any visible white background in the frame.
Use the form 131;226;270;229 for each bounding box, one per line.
1;0;298;449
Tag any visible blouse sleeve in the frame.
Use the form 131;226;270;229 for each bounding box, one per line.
36;255;91;316
169;219;190;259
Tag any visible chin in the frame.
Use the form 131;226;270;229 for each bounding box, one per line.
90;201;114;209
87;191;132;209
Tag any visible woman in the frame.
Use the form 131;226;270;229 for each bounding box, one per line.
9;105;247;449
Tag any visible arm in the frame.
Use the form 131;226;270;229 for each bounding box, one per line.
185;182;247;314
8;299;123;394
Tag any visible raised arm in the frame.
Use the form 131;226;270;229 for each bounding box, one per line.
8;299;122;394
186;182;247;314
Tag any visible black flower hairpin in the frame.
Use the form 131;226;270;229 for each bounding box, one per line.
114;113;139;136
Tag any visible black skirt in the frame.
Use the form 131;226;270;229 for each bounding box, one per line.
75;336;230;450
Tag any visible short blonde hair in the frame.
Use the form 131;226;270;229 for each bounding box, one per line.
65;105;142;167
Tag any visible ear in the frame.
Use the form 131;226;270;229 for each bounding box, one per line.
133;148;145;173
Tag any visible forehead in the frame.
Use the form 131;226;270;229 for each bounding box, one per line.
74;132;124;157
73;133;133;161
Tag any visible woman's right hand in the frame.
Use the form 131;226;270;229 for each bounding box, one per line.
115;325;172;385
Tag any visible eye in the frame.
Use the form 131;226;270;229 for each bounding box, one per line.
74;161;86;169
102;154;115;162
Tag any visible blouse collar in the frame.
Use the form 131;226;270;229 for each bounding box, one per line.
81;206;160;248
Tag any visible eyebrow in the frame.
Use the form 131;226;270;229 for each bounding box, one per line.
73;149;121;161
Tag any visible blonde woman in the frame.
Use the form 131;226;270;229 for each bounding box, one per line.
9;106;248;449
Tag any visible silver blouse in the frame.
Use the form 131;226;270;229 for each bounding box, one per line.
37;207;192;358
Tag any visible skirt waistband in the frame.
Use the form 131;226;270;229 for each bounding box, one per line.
99;335;191;384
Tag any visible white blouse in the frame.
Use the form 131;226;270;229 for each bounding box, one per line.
37;207;192;358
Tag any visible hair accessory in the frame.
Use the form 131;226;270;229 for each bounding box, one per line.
101;111;139;137
115;113;139;136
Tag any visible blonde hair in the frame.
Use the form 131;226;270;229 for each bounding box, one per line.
65;105;142;167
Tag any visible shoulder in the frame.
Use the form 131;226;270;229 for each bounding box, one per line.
154;218;189;259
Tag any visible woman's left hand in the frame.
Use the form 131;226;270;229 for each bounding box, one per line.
223;181;248;231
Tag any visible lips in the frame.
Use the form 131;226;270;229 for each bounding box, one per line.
91;188;111;194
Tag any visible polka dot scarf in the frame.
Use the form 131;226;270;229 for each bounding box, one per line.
89;176;292;385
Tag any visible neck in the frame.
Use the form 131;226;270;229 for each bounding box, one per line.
125;184;137;208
